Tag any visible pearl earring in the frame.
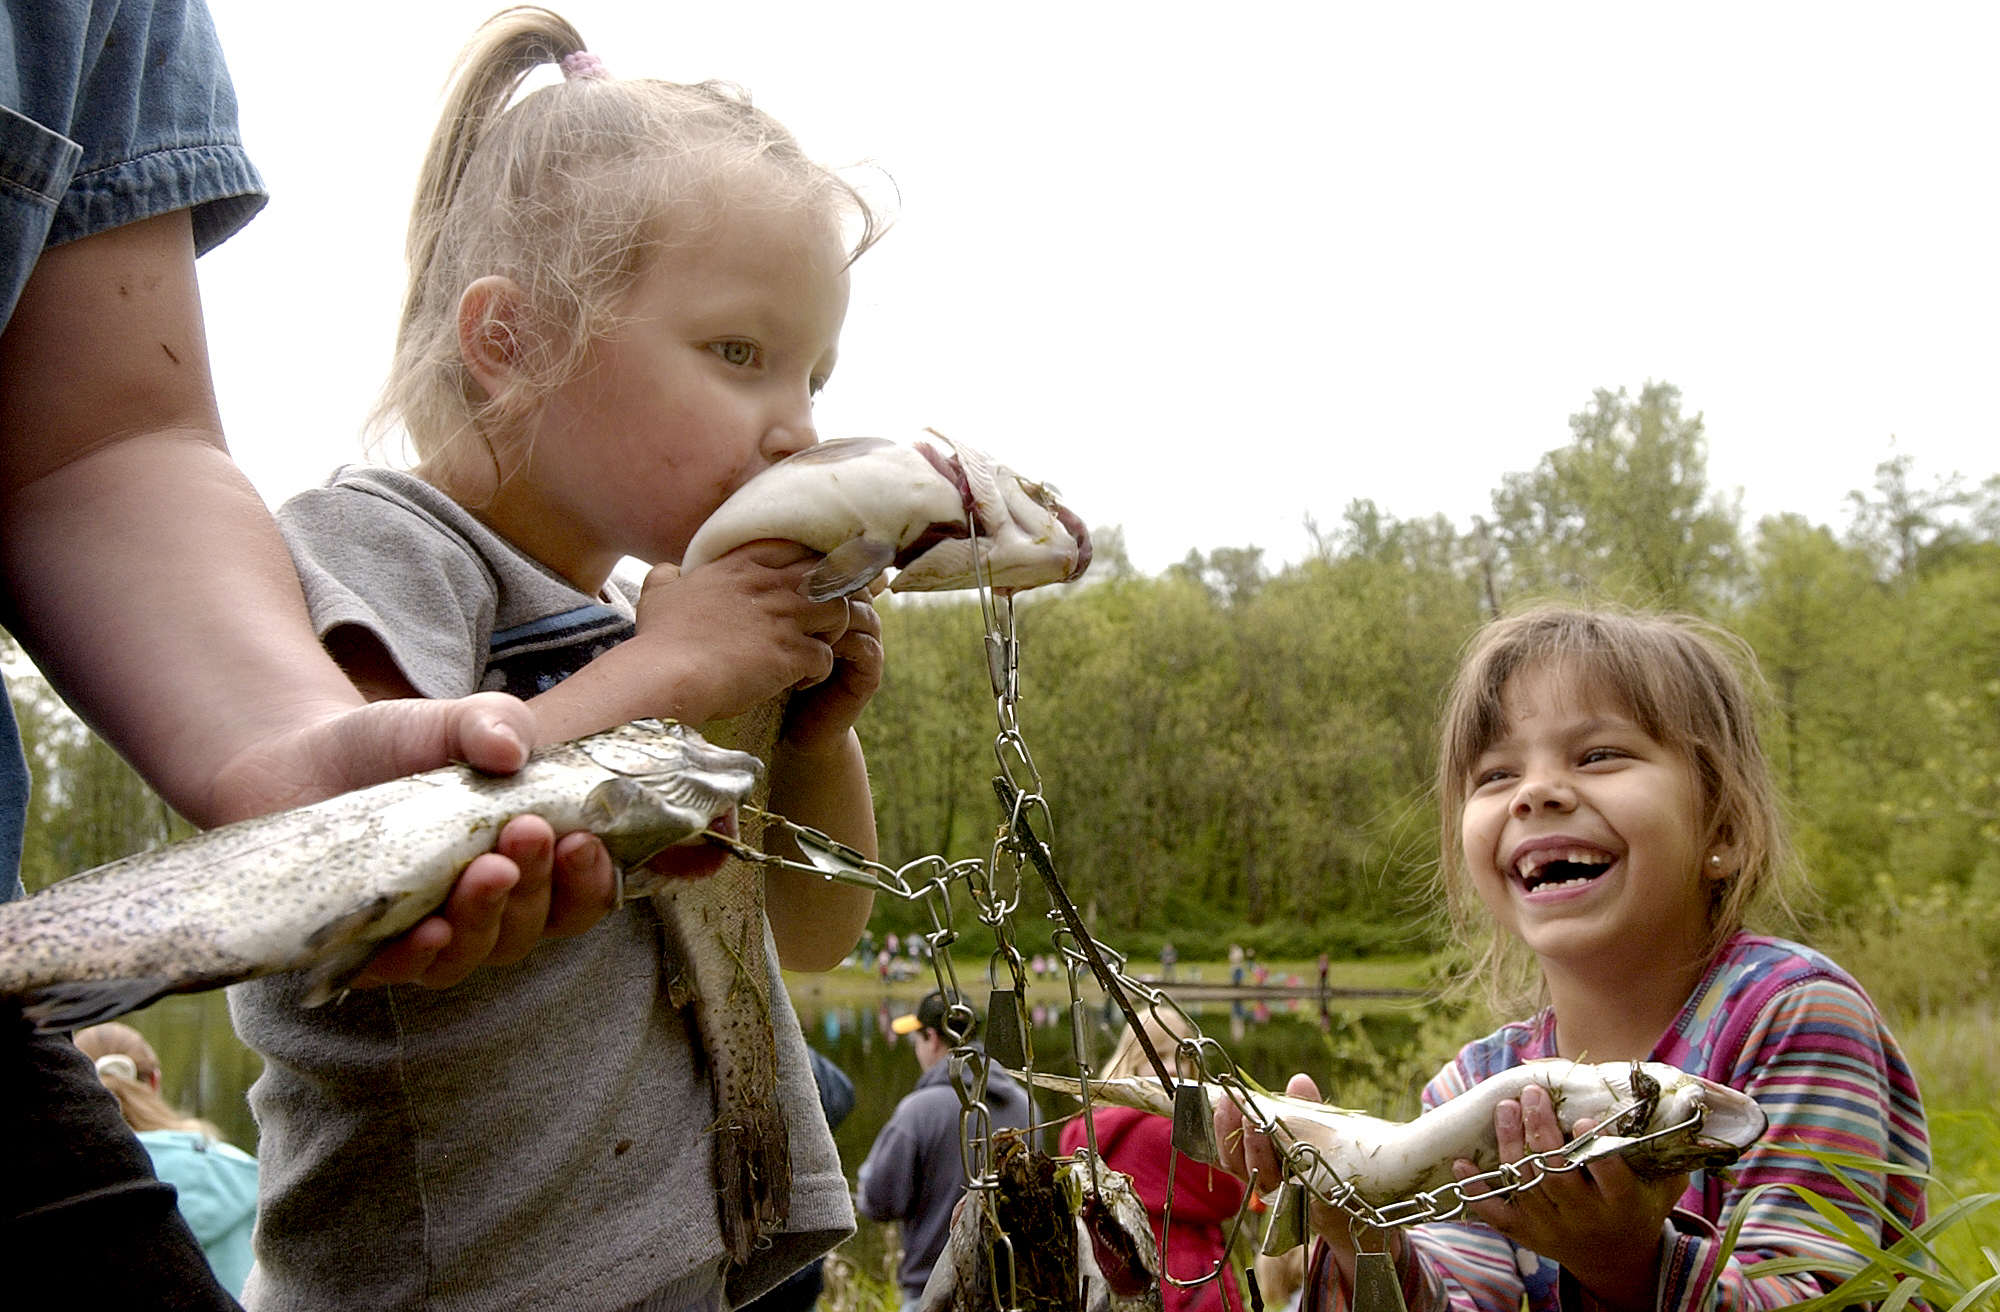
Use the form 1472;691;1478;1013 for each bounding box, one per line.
1709;855;1723;868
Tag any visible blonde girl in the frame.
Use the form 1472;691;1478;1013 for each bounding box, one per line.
74;1024;259;1296
1223;605;1928;1312
230;10;882;1309
1061;1010;1247;1312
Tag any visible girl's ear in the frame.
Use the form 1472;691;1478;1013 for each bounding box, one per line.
457;276;531;410
1703;827;1745;883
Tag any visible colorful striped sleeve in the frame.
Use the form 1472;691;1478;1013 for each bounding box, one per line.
1656;975;1929;1311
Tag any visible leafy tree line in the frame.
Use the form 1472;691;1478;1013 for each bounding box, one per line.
8;380;2000;973
862;382;2000;966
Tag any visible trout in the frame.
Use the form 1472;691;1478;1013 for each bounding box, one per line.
0;720;760;1030
673;430;1092;1262
1023;1059;1769;1210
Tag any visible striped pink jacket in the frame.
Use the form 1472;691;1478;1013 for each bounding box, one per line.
1305;933;1928;1311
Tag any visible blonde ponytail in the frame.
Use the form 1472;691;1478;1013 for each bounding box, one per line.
73;1022;221;1138
400;8;585;340
375;6;882;477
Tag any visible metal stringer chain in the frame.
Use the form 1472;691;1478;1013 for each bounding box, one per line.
706;516;1660;1303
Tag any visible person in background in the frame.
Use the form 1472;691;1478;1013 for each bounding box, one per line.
0;1;612;1300
1059;1012;1245;1312
858;992;1032;1312
74;1024;259;1297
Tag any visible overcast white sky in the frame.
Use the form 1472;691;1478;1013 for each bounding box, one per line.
198;1;1999;576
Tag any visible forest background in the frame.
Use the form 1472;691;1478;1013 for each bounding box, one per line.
9;378;2000;1008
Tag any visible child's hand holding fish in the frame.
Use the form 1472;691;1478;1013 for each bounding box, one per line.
525;542;868;745
1457;1083;1686;1312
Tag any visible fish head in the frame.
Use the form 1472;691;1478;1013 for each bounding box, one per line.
1569;1063;1768;1179
680;431;1089;600
1065;1154;1162;1310
577;721;763;867
888;431;1092;594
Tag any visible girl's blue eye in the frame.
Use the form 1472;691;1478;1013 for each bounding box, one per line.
711;341;760;367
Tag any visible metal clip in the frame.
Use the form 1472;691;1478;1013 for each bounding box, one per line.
1352;1250;1407;1312
1259;1178;1309;1256
984;632;1010;699
984;987;1027;1069
1352;1226;1407;1312
1171;1080;1220;1165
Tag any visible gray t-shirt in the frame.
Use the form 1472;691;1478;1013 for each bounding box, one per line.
230;466;853;1312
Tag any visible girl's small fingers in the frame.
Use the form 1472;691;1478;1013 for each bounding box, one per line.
789;641;838;691
845;595;882;635
1518;1085;1569;1154
1494;1098;1528;1161
805;597;853;643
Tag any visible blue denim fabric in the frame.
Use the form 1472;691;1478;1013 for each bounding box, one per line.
0;0;266;903
0;675;24;903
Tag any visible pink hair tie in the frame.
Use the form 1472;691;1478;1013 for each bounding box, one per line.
561;51;609;81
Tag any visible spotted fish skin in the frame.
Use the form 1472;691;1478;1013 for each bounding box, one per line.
0;720;760;1032
654;698;791;1266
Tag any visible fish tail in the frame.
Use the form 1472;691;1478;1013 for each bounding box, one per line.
711;1095;792;1264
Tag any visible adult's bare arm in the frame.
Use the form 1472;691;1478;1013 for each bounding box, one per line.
0;211;612;984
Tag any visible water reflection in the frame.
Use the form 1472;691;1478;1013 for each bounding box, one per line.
112;977;1433;1279
119;981;1427;1152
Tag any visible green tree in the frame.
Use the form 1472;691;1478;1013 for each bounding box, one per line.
2;632;188;892
1492;381;1741;609
1845;452;1978;578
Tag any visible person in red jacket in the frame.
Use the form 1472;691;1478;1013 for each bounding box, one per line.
1060;1014;1246;1312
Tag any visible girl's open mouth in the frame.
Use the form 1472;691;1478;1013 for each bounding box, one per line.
1512;846;1615;893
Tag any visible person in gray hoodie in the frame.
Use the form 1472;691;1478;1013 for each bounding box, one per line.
857;991;1032;1311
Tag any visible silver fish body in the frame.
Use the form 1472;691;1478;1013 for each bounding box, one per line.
1025;1058;1768;1210
0;720;760;1032
682;431;1092;601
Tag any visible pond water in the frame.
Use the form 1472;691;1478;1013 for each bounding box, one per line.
119;977;1438;1278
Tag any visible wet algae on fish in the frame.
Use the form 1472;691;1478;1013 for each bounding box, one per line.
966;1136;1081;1312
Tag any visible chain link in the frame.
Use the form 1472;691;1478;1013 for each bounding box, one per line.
699;519;1700;1305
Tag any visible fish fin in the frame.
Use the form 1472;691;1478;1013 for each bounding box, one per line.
23;973;247;1032
296;894;400;1006
800;537;897;602
298;946;381;1008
